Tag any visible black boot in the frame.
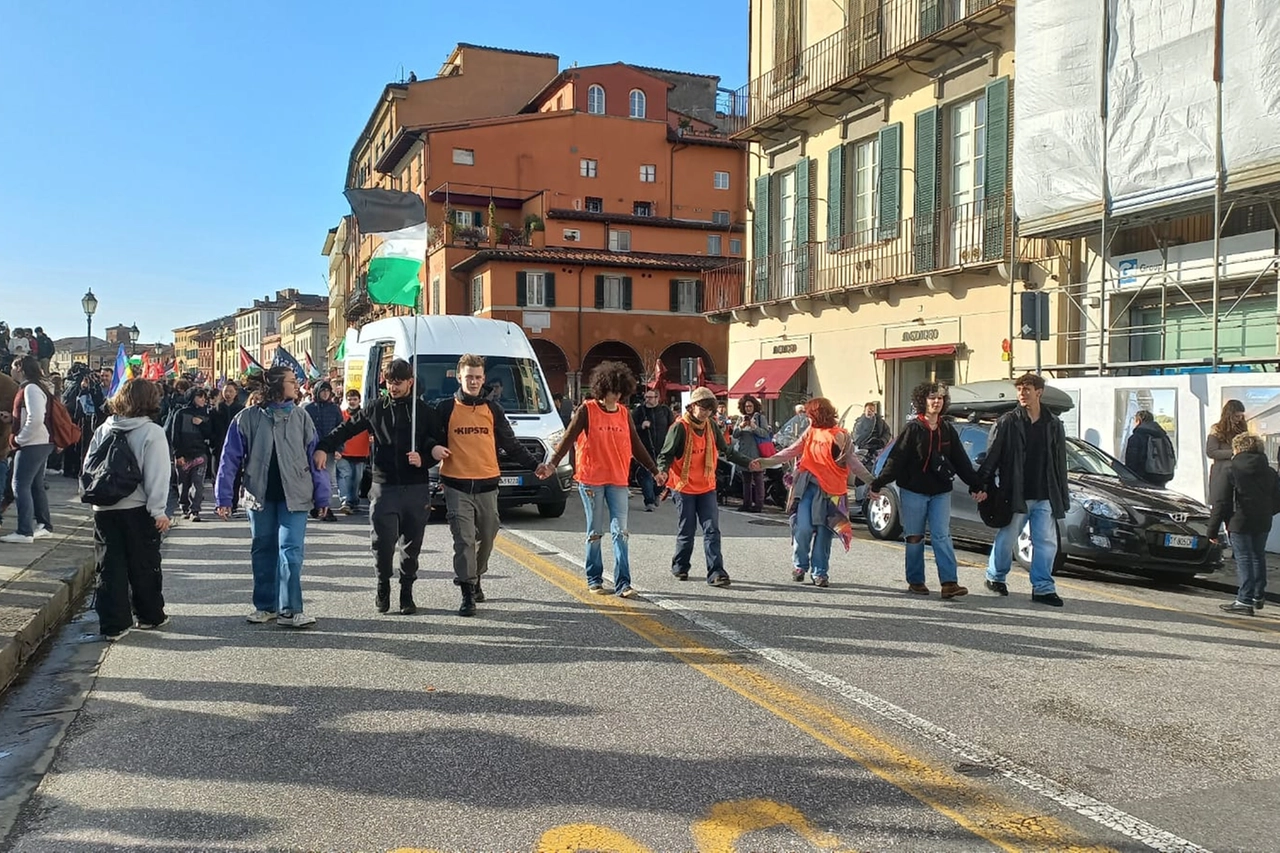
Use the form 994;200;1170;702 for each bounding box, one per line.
376;579;391;614
473;578;485;603
399;583;417;615
458;583;476;617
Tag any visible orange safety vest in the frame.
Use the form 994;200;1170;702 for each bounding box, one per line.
666;417;717;495
339;407;371;458
799;426;849;496
440;401;501;480
575;400;633;487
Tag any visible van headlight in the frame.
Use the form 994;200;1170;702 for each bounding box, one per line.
544;429;565;460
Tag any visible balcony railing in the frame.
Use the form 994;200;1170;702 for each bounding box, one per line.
726;0;1002;137
427;223;532;252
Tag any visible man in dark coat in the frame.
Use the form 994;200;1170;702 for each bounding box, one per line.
632;387;673;511
1123;410;1176;488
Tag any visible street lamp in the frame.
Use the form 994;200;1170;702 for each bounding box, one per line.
128;323;140;356
81;289;98;368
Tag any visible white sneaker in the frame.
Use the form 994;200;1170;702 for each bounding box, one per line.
0;532;34;544
277;612;316;628
246;609;277;623
32;527;53;539
136;616;171;630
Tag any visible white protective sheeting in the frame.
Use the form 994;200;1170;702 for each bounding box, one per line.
1222;0;1280;190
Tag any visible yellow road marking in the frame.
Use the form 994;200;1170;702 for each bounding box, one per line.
496;535;1115;853
533;823;652;852
691;798;856;852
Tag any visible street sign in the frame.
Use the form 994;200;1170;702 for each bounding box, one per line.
1019;292;1049;341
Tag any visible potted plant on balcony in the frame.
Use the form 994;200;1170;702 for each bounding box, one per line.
487;201;498;246
524;213;545;248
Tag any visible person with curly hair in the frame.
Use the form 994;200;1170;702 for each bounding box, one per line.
545;361;661;596
731;395;771;512
869;382;986;599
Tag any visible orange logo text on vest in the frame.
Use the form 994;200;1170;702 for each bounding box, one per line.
454;426;491;435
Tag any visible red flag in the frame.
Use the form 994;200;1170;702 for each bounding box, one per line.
651;359;667;395
696;357;707;389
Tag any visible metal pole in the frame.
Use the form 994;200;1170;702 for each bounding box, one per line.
1211;0;1226;371
1098;0;1109;376
1007;195;1016;378
85;315;91;368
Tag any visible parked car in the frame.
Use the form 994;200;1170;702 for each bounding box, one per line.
866;382;1223;578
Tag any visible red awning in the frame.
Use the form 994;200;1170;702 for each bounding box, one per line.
873;344;958;361
727;356;809;400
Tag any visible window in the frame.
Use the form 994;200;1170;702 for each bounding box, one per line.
851;135;880;243
640;164;656;183
471;275;484;313
707;234;723;256
712;210;731;226
585;196;603;213
452;148;475;166
730;238;743;255
714;171;730;190
524;272;547;307
452;209;482;227
587;84;605;115
609;230;631;252
603;276;625;309
629;89;647;119
675;279;700;313
580;158;598;178
633;201;653;217
947;93;988;264
774;0;803;76
431;277;441;314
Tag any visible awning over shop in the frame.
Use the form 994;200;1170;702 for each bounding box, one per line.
873;344;958;361
727;356;809;399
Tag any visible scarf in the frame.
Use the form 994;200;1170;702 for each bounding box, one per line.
678;412;717;487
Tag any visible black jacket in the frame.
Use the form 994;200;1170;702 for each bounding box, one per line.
166;400;213;459
870;418;983;497
434;392;543;493
1207;450;1280;536
35;334;55;360
304;389;344;439
317;394;440;486
976;406;1070;518
632;403;673;457
1124;420;1174;486
211;399;245;453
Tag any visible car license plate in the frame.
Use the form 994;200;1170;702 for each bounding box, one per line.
1164;534;1197;549
499;476;522;487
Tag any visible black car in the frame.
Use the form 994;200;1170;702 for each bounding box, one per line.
866;383;1223;578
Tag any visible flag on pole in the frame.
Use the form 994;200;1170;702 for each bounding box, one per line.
335;338;346;361
344;188;427;309
303;351;323;381
239;346;264;376
272;346;306;379
107;344;128;397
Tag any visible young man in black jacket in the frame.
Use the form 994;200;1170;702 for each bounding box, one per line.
166;388;213;521
975;372;1070;607
1123;410;1176;488
1207;432;1277;615
632;387;673;511
315;359;439;615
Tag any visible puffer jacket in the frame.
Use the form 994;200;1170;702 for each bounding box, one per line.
215;404;330;513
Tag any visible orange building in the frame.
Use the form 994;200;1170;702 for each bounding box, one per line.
340;47;746;397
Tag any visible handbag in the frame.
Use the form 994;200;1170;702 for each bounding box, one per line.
756;435;777;457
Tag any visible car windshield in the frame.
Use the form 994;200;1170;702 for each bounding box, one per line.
414;355;551;415
1066;439;1135;479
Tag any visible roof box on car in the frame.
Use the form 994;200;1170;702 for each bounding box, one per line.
947;380;1075;419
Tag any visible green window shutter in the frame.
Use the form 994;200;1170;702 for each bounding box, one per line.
826;144;845;247
669;278;680;312
622;276;633;311
544;272;556;307
516;271;527;307
913;106;941;273
753;173;772;301
983;77;1011;261
594;275;605;309
877;122;903;240
920;0;942;37
795;158;812;293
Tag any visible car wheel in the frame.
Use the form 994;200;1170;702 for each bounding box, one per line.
1014;519;1064;575
537;500;567;519
867;489;902;540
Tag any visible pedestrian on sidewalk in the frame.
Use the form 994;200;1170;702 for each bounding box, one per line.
315;359;439;615
655;386;757;587
435;354;548;616
869;383;986;599
1206;399;1247;508
759;397;875;588
632;386;672;512
166;387;212;522
2;356;55;544
544;361;660;597
333;388;371;515
85;379;172;640
1207;432;1278;616
215;367;328;628
731;395;771;512
1124;410;1177;488
976;372;1069;607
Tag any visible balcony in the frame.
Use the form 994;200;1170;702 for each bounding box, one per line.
427;223;532;252
725;0;1008;140
345;285;372;323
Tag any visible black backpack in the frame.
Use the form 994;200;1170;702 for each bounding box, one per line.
1145;432;1176;479
80;428;144;506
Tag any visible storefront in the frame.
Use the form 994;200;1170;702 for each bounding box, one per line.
727;336;811;427
875;319;963;423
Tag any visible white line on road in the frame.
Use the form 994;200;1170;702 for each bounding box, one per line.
503;527;1213;853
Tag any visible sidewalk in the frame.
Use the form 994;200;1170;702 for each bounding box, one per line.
0;475;96;695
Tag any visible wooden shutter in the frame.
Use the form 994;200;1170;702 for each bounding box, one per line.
515;271;527;307
920;0;942;37
983;77;1011;261
621;277;633;311
877;122;903;240
544;272;556;307
669;279;680;312
913;106;941;273
753;173;772;302
594;275;605;309
827;144;845;247
695;280;705;313
795;158;813;293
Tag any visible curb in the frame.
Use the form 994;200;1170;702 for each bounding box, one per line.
1186;572;1280;604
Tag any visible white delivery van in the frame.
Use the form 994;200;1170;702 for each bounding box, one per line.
341;316;572;517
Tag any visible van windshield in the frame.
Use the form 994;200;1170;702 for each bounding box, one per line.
414;355;551;415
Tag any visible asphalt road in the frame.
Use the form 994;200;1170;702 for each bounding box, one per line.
0;492;1276;852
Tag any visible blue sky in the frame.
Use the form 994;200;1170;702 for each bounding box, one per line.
0;0;745;343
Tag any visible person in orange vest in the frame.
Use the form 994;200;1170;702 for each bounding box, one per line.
655;386;758;587
334;388;371;514
544;361;661;597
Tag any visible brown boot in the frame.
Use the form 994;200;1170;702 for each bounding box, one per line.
940;582;969;599
907;583;931;595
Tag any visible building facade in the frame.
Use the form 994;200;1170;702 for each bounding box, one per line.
234;289;326;364
280;302;330;375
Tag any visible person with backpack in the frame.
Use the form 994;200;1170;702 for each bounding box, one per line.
1123;409;1176;488
2;356;57;544
166;387;213;521
82;378;172;639
33;327;55;375
1207;432;1278;616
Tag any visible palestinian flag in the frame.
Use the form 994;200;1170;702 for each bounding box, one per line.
303;351;322;381
239;346;264;376
345;188;426;309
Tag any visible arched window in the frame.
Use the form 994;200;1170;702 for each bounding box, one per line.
629;88;646;119
587;84;605;115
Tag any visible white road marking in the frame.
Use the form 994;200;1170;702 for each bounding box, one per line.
504;527;1213;853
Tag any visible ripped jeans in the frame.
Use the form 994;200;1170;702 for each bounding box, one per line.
579;483;631;592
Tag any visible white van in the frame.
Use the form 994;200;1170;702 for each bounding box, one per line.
340;316;572;517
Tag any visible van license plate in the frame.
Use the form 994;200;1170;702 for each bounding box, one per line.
499;476;522;487
1164;534;1197;549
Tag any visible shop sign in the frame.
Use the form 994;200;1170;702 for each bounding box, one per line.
883;318;960;350
1108;230;1275;292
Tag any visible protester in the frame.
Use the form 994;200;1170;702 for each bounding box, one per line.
1;356;55;544
731;395;770;512
1205;400;1247;507
435;354;548;615
553;392;574;427
1123;410;1176;488
84;379;172;640
655;386;756;587
9;329;31;359
631;386;672;512
976;373;1069;607
211;380;245;499
544;361;660;597
215;367;328;628
1208;432;1277;616
33;327;55;375
304;381;342;522
333;388;371;515
0;369;17;530
869;384;986;598
167;387;213;521
315;359;439;615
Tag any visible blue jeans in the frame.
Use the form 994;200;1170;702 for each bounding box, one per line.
336;457;366;508
672;490;725;580
636;466;659;507
987;499;1058;594
247;501;308;614
13;443;53;537
899;488;957;585
792;481;834;576
0;457;9;519
580;483;631;590
1229;531;1269;603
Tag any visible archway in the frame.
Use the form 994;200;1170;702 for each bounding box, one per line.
530;338;569;395
581;340;644;388
660;341;717;384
